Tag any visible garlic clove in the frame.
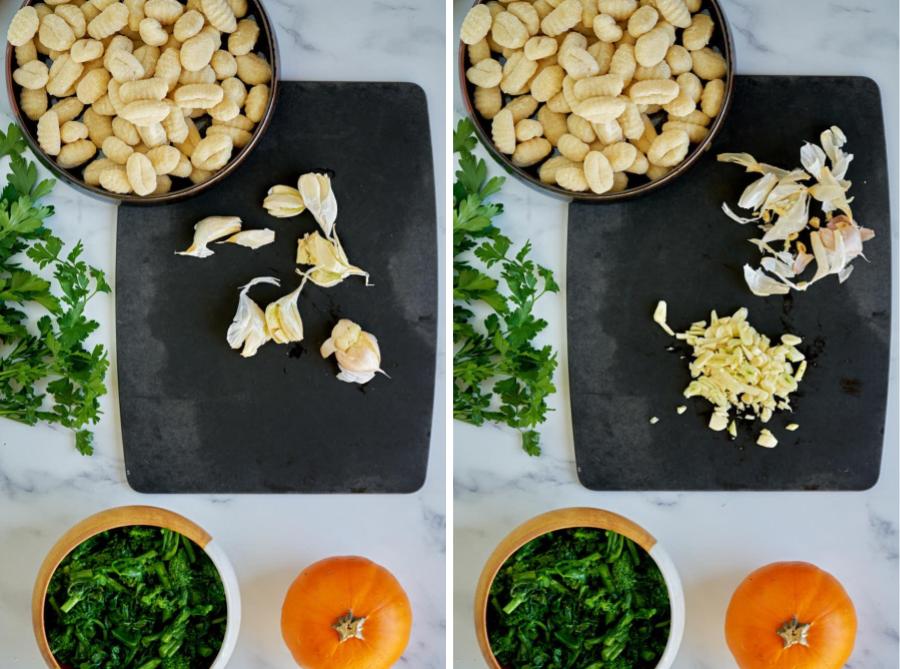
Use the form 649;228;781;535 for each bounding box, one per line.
298;172;338;239
263;278;306;344
263;185;306;218
220;228;276;249
296;231;369;288
176;216;242;258
321;319;384;385
227;276;280;357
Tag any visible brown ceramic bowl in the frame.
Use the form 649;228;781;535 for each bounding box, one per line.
458;0;735;202
474;507;686;669
5;0;279;205
32;505;241;669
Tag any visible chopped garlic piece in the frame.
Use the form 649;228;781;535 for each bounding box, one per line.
676;405;687;415
296;231;369;288
298;172;338;239
649;417;659;424
263;185;306;218
785;423;799;432
653;300;675;336
221;229;275;249
757;429;778;448
727;420;737;438
321;318;384;385
176;216;242;258
709;407;729;432
264;278;307;344
227;276;279;357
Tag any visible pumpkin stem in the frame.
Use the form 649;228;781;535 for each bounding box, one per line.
776;617;811;648
333;611;366;643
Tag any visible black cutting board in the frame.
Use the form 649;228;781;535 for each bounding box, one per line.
116;82;436;493
568;76;891;491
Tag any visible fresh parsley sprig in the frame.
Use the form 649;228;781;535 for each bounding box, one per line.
453;119;559;456
0;123;110;455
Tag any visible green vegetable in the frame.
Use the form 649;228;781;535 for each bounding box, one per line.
45;526;227;669
453;118;559;456
488;528;670;669
0;123;110;454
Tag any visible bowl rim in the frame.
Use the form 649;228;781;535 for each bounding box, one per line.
457;0;736;202
4;0;280;206
31;505;241;669
473;507;686;669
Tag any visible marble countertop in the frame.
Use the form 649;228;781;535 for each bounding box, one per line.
0;1;446;667
453;0;899;667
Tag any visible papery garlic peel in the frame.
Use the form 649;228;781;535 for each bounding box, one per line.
176;216;242;258
227;276;280;357
296;231;369;288
298;172;338;239
221;229;276;249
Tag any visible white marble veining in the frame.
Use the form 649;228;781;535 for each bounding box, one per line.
453;0;899;667
0;1;445;667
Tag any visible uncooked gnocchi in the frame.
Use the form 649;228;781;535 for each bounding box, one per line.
7;0;273;198
462;0;728;193
460;3;493;45
7;6;40;47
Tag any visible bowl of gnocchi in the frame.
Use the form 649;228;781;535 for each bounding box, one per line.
5;0;279;203
458;0;734;201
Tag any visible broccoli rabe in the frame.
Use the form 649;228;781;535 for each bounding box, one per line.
488;528;670;669
45;526;227;669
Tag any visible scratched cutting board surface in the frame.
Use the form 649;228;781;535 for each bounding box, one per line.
116;82;437;493
568;76;891;491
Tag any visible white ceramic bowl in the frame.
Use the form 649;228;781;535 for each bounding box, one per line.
474;507;685;669
32;505;241;669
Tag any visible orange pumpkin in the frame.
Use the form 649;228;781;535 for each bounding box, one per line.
725;561;857;669
281;555;412;669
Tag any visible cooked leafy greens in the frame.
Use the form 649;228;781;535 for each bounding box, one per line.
488;528;670;669
0;123;110;454
453;118;559;456
45;526;227;669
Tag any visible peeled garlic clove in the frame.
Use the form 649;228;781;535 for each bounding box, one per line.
263;185;305;218
296;231;369;287
176;216;242;258
298;172;338;238
221;228;275;249
227;276;280;357
264;279;306;344
321;318;383;384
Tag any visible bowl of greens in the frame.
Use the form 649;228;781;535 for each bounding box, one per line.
474;507;685;669
32;506;241;669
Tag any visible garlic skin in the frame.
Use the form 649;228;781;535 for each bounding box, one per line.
221;228;276;249
176;216;242;258
264;278;307;344
227;276;280;357
320;319;384;385
298;172;338;238
718;127;873;296
296;231;368;288
263;185;305;218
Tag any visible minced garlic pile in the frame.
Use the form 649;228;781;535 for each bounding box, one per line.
654;301;806;447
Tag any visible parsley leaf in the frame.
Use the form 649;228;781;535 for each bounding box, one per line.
0;123;109;454
453;119;559;455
